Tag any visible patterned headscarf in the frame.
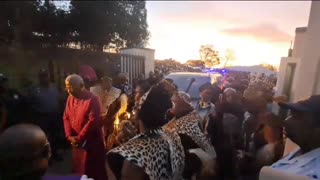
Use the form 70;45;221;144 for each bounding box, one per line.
245;79;274;101
136;79;176;111
176;91;192;107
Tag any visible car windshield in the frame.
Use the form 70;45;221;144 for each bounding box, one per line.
166;74;211;99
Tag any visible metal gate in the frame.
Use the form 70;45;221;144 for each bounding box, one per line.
120;54;145;84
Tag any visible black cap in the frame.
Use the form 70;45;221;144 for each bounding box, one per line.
279;95;320;113
0;74;8;83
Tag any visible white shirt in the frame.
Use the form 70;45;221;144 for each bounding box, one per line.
89;85;104;114
90;85;103;98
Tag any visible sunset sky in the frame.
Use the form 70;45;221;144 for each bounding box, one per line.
146;1;311;67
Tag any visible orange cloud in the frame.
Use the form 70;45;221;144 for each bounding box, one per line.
221;23;293;43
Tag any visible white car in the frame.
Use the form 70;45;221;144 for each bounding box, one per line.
165;72;222;106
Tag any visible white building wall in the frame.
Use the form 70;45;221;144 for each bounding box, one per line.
275;27;306;101
312;60;320;94
275;57;299;97
287;58;301;102
275;2;320;102
292;1;320;102
292;27;307;58
120;48;155;79
275;1;320;156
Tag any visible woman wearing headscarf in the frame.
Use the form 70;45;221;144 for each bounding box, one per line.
164;91;217;179
78;65;98;90
165;91;215;155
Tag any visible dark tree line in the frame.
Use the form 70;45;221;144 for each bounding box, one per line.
0;0;149;51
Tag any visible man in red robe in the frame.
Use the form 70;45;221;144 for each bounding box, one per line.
63;74;107;180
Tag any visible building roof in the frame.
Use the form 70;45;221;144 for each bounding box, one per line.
120;47;155;51
225;65;277;75
295;27;307;33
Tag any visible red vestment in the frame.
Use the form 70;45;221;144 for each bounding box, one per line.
63;91;107;180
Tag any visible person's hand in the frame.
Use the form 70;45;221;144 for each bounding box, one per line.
236;150;253;160
236;150;246;160
69;136;78;147
273;95;288;103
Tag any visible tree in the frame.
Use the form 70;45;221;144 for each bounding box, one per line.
0;1;40;46
199;45;220;68
70;0;149;52
185;60;204;67
223;49;236;68
119;1;149;48
0;1;72;47
34;0;73;47
260;64;278;72
0;1;149;51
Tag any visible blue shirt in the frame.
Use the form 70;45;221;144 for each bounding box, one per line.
30;85;60;114
271;148;320;179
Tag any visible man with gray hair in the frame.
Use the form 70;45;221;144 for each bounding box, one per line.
100;76;121;117
63;74;107;180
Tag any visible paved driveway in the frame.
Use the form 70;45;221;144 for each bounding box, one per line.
46;150;72;176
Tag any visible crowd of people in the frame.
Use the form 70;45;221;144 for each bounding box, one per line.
0;67;320;180
155;60;201;75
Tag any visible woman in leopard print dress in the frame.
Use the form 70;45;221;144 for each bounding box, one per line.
107;82;217;180
106;80;185;180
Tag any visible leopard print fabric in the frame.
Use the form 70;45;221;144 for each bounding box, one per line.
108;129;185;180
163;111;216;156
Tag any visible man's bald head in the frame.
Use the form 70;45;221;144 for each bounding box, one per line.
0;124;50;179
65;74;85;97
